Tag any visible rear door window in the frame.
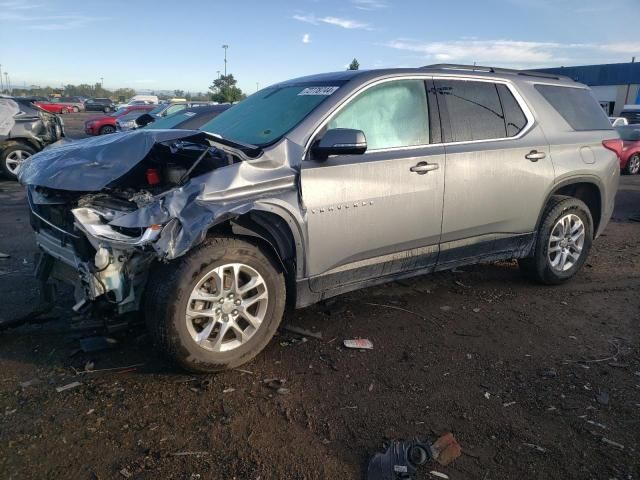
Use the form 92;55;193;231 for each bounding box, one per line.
496;84;528;137
535;85;611;130
435;80;507;142
327;79;430;150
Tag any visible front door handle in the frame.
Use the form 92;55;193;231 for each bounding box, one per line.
410;161;439;174
525;150;546;162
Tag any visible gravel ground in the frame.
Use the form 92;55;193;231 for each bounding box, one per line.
0;167;639;479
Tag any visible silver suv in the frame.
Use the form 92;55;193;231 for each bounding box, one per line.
19;65;620;372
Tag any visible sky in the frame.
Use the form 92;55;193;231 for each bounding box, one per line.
1;0;639;94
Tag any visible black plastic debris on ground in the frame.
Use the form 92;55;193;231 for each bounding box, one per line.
367;439;431;480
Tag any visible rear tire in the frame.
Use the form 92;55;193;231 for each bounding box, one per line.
144;236;286;373
1;143;36;180
103;107;111;113
519;196;593;285
625;154;640;175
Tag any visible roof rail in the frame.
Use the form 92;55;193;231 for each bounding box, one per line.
422;64;566;81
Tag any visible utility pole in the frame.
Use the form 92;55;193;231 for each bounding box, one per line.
4;72;8;94
0;64;3;92
222;44;229;76
216;70;220;79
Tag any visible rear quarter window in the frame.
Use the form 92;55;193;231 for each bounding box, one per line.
535;85;611;131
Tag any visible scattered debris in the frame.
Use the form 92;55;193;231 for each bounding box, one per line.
222;387;235;394
264;378;289;395
429;472;450;480
80;336;118;353
119;468;133;478
362;302;442;329
56;381;82;393
368;382;375;392
367;433;460;479
440;306;452;312
0;252;10;259
607;362;629;368
75;363;144;375
601;437;624;450
454;280;469;288
344;339;374;350
503;401;516;407
586;419;607;429
282;325;323;339
484;392;491;400
235;369;254;375
170;451;210;457
19;378;40;388
523;442;547;453
472;308;481;313
430;433;461;466
596;391;609;405
84;361;95;372
277;387;290;395
541;367;557;378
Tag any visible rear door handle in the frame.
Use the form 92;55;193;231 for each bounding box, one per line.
525;150;546;162
410;161;439;174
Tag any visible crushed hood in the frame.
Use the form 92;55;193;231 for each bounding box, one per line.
18;129;206;191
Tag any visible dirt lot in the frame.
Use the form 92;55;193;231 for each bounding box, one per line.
0;171;639;480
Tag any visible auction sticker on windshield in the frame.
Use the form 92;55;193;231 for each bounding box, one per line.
298;86;339;96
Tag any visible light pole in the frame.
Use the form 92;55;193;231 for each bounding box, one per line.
0;64;3;92
4;72;8;94
222;44;229;76
216;70;220;79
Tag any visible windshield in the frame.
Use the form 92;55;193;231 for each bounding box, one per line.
199;84;343;146
149;104;166;115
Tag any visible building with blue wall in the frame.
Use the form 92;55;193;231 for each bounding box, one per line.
534;62;640;115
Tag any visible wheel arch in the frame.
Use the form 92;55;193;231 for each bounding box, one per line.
539;177;603;237
1;138;41;152
206;206;305;308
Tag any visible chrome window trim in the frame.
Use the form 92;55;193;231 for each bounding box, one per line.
303;74;536;158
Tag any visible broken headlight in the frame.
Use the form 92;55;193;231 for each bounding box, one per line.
72;207;162;246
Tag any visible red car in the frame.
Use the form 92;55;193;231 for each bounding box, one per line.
617;126;640;175
34;101;77;114
84;105;156;135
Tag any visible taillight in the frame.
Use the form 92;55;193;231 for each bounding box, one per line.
146;168;160;185
602;139;623;158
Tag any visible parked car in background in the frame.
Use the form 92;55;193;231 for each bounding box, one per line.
34;100;76;114
616;125;640;174
85;98;117;113
620;105;640;125
116;102;215;132
609;117;628;127
19;65;619;372
0;97;64;179
116;104;231;131
84;104;155;135
118;95;159;108
58;96;86;112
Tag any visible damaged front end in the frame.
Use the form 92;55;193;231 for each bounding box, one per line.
20;128;294;321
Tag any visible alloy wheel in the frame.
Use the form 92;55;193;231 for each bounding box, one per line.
185;263;269;352
5;149;32;175
629;155;640;175
548;213;585;272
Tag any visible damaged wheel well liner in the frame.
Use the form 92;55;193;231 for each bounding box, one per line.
217;210;299;307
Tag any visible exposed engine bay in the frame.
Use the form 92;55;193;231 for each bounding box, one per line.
19;128;296;320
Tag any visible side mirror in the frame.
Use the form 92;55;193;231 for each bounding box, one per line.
312;128;367;160
135;113;155;128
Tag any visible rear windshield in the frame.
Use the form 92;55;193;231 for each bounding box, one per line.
616;125;640;141
535;85;611;131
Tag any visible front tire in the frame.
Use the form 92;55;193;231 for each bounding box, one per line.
144;237;286;373
519;196;593;285
99;125;116;135
625;154;640;175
